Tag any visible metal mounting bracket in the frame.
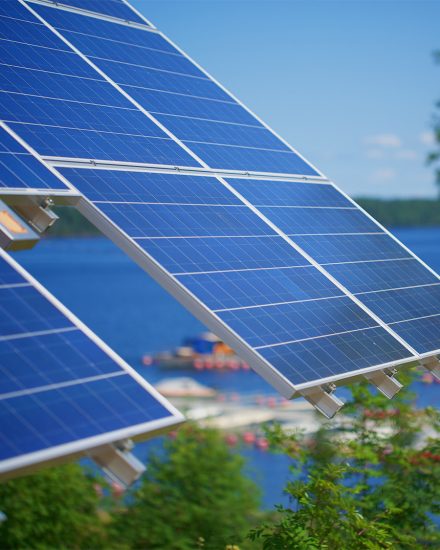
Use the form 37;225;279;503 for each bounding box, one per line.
364;369;403;399
89;439;145;487
301;384;344;418
420;356;440;381
0;199;40;251
9;196;59;234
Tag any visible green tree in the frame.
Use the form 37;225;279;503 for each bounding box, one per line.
0;463;110;550
428;50;440;193
114;424;260;550
249;368;440;549
344;369;440;547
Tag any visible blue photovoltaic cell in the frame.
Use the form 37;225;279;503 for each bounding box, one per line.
292;234;412;264
0;256;23;284
97;60;232;101
0;64;130;106
0;250;179;467
58;167;413;386
156;115;286;148
97;203;276;238
1;330;118;395
138;236;309;275
0;376;172;461
259;328;411;384
359;285;440;325
187;143;317;175
0;127;67;190
53;0;148;25
0;10;65;49
390;317;440;354
326;259;439;294
177;267;343;311
63;169;241;204
0;40;101;77
33;3;319;176
217;297;379;349
227;178;353;207
0;1;39;22
127;89;259;125
258;207;381;235
38;8;160;48
0;285;69;336
0;4;197;166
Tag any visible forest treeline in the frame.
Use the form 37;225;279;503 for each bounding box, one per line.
47;198;440;238
356;198;440;227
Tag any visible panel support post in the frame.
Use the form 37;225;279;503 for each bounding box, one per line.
90;440;145;487
364;369;403;399
301;384;344;418
420;356;440;381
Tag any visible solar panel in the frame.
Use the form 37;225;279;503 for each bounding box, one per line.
0;2;197;166
0;125;67;191
45;0;150;26
28;1;318;177
0;0;439;417
0;247;183;480
59;168;418;393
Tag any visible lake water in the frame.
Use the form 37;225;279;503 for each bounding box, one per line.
12;227;440;508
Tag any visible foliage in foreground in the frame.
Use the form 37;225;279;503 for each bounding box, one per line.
0;463;110;549
113;425;260;550
249;369;440;549
0;370;439;550
428;50;440;192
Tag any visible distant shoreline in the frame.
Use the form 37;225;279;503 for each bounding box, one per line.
47;198;440;238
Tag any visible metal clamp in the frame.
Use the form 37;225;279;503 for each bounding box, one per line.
364;369;403;399
0;199;40;251
301;384;344;418
420;356;440;381
11;197;58;234
89;439;145;487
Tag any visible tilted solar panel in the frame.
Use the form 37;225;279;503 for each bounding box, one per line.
0;1;197;167
0;247;183;479
0;0;439;416
27;0;318;177
58;168;420;391
0;125;67;191
45;0;150;26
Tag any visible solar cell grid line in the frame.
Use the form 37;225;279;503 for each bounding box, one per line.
2;0;438;406
28;0;321;178
0;247;184;480
1;1;199;167
27;0;151;27
192;174;427;358
285;178;440;356
0;122;70;192
227;175;440;357
58;167;416;397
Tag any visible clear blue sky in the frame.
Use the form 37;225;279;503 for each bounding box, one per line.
132;0;439;199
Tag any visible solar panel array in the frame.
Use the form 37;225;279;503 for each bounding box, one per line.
0;246;183;478
1;0;439;408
